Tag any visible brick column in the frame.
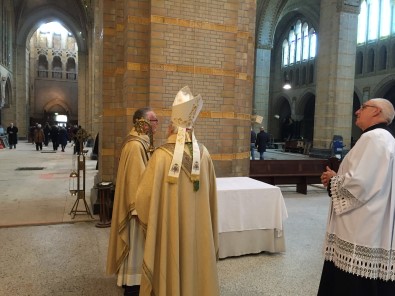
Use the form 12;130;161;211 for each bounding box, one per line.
100;0;151;182
150;0;257;177
312;0;359;157
100;0;256;181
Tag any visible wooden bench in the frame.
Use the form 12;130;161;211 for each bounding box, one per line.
249;158;340;194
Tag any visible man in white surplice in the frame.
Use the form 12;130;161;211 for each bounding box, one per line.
318;98;395;295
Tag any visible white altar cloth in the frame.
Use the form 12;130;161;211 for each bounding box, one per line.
216;177;288;258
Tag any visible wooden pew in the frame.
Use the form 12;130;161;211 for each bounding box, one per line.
249;158;340;194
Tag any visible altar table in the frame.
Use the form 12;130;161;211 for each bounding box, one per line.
216;177;288;258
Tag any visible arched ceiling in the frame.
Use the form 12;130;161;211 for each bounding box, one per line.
256;0;320;49
12;0;91;52
372;74;395;98
256;0;288;48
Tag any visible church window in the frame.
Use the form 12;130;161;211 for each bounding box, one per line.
289;30;296;64
358;1;368;44
302;23;309;60
295;21;302;62
380;0;391;37
368;0;379;41
358;0;394;44
309;29;316;59
282;39;289;66
281;19;317;87
282;20;317;67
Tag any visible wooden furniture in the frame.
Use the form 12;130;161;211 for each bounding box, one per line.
217;177;288;258
284;139;305;153
95;182;114;228
249;158;340;194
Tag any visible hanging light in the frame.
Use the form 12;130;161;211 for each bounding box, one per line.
283;70;291;89
69;170;78;196
283;78;291;89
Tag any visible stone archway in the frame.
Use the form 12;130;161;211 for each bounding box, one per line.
296;91;316;141
11;0;90;139
44;99;70;113
271;95;292;141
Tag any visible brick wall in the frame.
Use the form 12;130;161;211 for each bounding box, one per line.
101;0;256;181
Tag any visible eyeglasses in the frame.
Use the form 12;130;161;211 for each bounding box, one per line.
359;104;377;110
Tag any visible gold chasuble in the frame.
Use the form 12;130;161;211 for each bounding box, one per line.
106;129;150;277
136;134;219;296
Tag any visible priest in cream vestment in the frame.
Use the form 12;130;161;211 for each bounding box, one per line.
318;98;395;295
107;107;158;296
136;87;220;296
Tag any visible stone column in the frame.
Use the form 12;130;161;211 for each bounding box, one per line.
91;0;103;145
312;0;360;157
13;44;28;139
78;53;87;129
254;46;271;130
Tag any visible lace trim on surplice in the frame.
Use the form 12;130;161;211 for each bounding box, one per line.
330;175;364;214
324;233;395;281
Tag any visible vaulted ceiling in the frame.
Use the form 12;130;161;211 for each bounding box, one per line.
12;0;91;52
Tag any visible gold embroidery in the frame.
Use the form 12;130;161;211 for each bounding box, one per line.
160;143;203;181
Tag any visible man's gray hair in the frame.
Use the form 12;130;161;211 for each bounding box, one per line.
371;98;395;125
133;107;152;123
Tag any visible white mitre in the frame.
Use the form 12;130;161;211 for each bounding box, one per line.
168;86;203;184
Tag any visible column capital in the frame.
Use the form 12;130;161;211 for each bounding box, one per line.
337;0;361;14
256;44;272;50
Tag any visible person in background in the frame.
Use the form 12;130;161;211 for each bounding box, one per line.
73;125;81;154
250;127;257;160
255;126;270;160
107;107;158;296
318;98;395;295
58;126;69;152
29;124;36;144
33;124;45;151
67;125;74;143
50;125;59;151
136;86;219;296
6;122;18;149
44;122;51;147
